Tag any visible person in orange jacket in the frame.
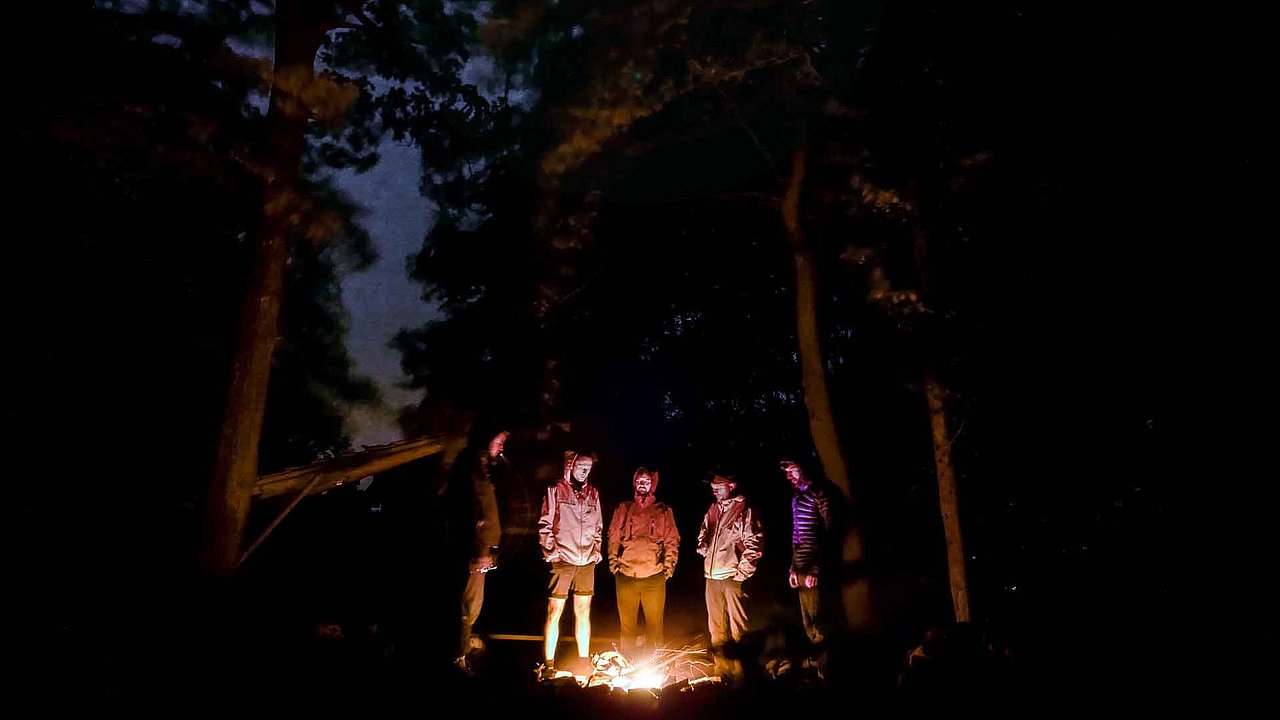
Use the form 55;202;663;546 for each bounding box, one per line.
608;466;680;658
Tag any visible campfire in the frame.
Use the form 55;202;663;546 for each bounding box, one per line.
550;644;719;693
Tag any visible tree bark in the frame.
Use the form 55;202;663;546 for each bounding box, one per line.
199;2;318;576
782;146;875;632
782;147;850;499
913;224;971;622
924;365;970;621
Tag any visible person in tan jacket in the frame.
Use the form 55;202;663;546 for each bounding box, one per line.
696;471;763;679
608;466;680;658
537;450;602;679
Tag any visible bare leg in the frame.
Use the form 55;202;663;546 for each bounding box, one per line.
545;597;567;663
572;594;592;659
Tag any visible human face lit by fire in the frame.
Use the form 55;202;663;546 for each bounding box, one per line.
488;431;510;459
780;460;806;489
710;478;734;502
570;456;594;483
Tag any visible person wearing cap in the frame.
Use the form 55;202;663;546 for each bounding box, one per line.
608;466;680;658
538;450;603;679
781;456;834;676
696;471;763;678
451;421;511;675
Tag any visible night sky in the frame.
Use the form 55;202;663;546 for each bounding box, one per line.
334;138;433;447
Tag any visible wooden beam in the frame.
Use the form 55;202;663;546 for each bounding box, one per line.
238;473;323;569
251;434;453;500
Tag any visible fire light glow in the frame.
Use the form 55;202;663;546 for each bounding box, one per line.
627;668;667;690
580;647;710;692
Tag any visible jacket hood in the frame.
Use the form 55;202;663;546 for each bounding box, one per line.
633;466;660;494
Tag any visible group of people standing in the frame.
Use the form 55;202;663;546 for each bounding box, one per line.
451;422;839;684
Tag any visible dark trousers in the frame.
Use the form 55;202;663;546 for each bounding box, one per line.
615;572;667;653
798;585;826;645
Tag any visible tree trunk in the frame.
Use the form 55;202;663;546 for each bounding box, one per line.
782;146;875;632
782;147;850;498
912;223;971;622
924;366;970;621
199;3;318;576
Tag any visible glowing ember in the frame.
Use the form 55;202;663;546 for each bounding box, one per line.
576;648;709;691
628;668;667;689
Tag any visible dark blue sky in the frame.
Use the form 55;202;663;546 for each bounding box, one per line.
335;139;435;447
333;52;529;448
220;30;436;447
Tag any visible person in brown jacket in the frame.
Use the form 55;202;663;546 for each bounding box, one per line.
608;466;680;658
452;425;510;675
